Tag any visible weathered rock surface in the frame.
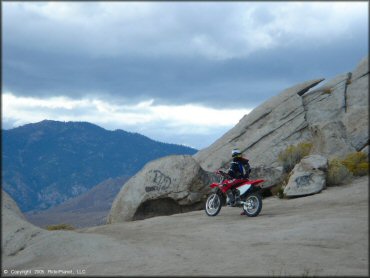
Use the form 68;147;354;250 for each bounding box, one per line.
2;191;25;220
2;177;368;276
305;56;368;153
249;166;284;189
107;155;216;223
2;190;139;271
283;155;328;197
342;58;369;151
310;121;356;159
2;190;42;257
106;56;368;222
361;145;369;157
194;56;369;173
194;79;324;171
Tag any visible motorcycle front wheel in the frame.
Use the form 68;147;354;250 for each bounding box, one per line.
243;193;262;217
205;193;222;216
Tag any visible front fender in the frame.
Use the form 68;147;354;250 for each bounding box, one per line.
210;182;219;188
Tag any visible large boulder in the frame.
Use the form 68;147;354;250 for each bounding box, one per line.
361;145;369;157
2;191;25;220
283;155;328;197
304;56;369;153
249;166;284;189
310;121;356;159
194;79;325;171
107;155;216;223
2;190;139;272
193;56;368;190
2;190;42;257
342;57;369;151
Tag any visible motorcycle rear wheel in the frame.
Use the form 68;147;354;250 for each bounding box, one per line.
243;193;262;217
205;193;222;216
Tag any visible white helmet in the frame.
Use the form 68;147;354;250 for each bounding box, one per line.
231;149;242;158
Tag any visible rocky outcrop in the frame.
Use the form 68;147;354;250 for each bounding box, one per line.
304;56;368;154
249;166;284;189
2;178;368;276
2;191;26;220
361;145;369;158
310;121;356;159
283;155;328;197
342;57;369;151
194;56;369;173
2;190;42;257
193;78;324;171
2;190;138;271
107;56;368;222
107;155;216;223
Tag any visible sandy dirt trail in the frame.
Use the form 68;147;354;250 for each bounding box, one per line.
77;176;368;276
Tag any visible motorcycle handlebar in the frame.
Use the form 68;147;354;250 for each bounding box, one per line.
215;169;253;181
215;170;230;178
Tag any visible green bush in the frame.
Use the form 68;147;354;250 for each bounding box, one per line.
341;152;369;176
46;224;75;231
327;158;352;186
278;142;313;173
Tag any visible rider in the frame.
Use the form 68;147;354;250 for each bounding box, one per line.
228;149;251;179
225;149;251;209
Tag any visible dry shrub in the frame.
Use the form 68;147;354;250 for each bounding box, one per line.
271;173;291;199
341;152;369;176
278;141;313;173
322;88;333;94
327;158;352;186
276;186;285;199
271;183;285;199
46;224;75;231
327;152;368;186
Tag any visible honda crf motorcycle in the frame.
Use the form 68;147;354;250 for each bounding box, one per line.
205;170;265;217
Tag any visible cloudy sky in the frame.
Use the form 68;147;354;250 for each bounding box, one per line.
3;2;368;149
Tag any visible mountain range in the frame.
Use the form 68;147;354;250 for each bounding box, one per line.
2;120;197;212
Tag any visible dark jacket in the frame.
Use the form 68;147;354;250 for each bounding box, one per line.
227;157;251;179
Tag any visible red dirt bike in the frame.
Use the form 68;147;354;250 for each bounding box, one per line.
205;170;265;217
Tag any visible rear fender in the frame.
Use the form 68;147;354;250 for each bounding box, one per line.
238;179;265;196
237;184;252;196
250;179;265;186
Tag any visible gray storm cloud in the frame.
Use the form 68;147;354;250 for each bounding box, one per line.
4;2;368;107
2;2;368;147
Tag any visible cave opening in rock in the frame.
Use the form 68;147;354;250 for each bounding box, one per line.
133;198;203;221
